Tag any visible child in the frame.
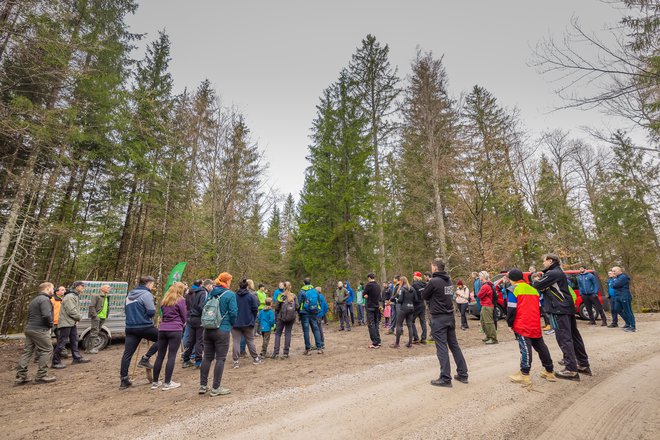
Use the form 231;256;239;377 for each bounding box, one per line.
506;269;556;386
383;302;391;327
257;298;275;358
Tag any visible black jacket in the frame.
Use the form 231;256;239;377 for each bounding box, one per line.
25;293;54;331
532;262;574;315
187;286;208;319
412;281;427;310
397;286;418;312
363;281;382;309
422;272;454;315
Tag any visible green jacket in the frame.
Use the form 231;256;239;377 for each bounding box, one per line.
59;291;82;328
89;293;108;319
256;289;267;310
334;287;349;304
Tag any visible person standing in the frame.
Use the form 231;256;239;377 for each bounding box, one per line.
50;286;68;359
391;276;416;348
505;269;556;386
257;298;275;358
577;265;607;326
199;272;237;397
297;278;324;355
607;270;620;328
316;289;329;348
471;272;482;309
388;276;401;334
454;279;471;330
346;281;355;326
424;259;468;387
533;254;590;380
272;282;298;359
231;279;262;368
151;282;187;390
477;272;497;344
52;281;90;368
364;273;382;349
16;283;57;385
334;281;351;331
610;266;636;332
182;281;209;368
411;272;428;343
87;284;110;354
119;276;160;390
355;282;366;325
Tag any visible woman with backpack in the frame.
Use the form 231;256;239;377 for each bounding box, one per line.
151;282;187;391
391;276;417;348
271;282;298;359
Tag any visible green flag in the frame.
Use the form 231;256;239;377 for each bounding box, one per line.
165;262;187;293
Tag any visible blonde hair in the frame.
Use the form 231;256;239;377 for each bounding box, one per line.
162;282;185;307
39;282;54;292
478;271;490;281
247;279;255;291
283;281;296;302
399;276;411;289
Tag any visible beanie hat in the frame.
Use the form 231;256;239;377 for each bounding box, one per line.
413;271;422;278
508;268;524;282
215;272;233;286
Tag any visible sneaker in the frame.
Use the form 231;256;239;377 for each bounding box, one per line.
271;353;280;359
34;376;57;384
15;377;31;386
303;350;312;356
624;327;637;333
198;385;208;395
545;329;555;335
509;371;531;386
607;323;618;328
209;386;231;397
600;322;608;327
405;343;413;348
88;348;99;354
162;381;181;391
182;360;194;368
558;359;566;366
430;378;452;388
72;358;91;364
51;363;66;369
119;376;133;389
252;357;262;365
539;370;557;382
484;339;498;345
150;381;163;390
554;369;580;381
461;327;467;331
368;344;380;349
232;361;239;369
137;357;153;369
453;374;469;384
577;366;592;376
317;349;324;354
481;337;489;342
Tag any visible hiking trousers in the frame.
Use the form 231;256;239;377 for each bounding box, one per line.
52;326;82;365
480;306;497;341
515;333;553;374
231;326;258;362
430;313;468;381
273;319;295;355
200;329;230;389
551;313;589;372
336;303;350;330
17;328;53;380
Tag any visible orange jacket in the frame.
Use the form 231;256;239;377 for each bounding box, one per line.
51;296;63;326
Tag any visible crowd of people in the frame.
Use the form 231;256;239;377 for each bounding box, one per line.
15;254;638;394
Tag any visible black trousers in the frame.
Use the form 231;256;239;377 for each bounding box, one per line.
551;314;589;372
412;305;428;341
52;326;82;365
183;317;204;362
153;330;182;384
395;308;414;346
457;303;469;328
582;295;607;324
273;319;295;355
515;333;553;374
430;313;468;381
200;329;230;389
347;303;355;325
366;307;381;346
119;326;159;378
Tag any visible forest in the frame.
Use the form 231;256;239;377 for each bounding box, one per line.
0;0;658;331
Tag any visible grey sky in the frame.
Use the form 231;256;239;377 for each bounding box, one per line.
126;1;628;200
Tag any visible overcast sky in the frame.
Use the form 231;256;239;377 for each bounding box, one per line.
126;1;628;200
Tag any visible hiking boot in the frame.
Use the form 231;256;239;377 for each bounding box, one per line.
542;325;552;331
607;323;618;328
600;322;607;327
162;381;181;391
481;337;489;342
137;356;153;369
119;376;133;389
453;375;469;384
430;378;452;388
554;369;580;381
405;343;413;348
232;361;239;369
182;360;194;368
484;339;498;345
198;385;208;395
303;350;312;356
209;386;231;397
271;353;279;360
509;371;531;386
577;366;593;376
14;377;30;386
317;349;324;354
88;348;99;354
539;370;557;382
150;381;163;390
72;358;90;364
34;376;57;384
252;357;262;365
51;363;66;369
624;327;637;333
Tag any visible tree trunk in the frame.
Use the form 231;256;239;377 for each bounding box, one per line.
430;156;448;258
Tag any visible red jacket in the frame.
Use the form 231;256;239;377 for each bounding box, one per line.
506;282;542;338
477;283;494;307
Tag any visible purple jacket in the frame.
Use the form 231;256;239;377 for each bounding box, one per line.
159;298;187;332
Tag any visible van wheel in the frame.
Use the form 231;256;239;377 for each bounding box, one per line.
579;304;591;320
83;331;110;351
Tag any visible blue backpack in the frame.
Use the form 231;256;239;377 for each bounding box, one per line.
303;288;320;314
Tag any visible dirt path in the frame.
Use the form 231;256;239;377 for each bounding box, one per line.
2;315;659;440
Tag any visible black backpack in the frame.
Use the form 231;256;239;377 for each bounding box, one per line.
280;300;296;323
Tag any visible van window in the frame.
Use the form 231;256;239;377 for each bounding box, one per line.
566;275;578;290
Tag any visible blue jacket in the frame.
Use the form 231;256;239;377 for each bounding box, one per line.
577;272;598;295
607;278;616;298
207;285;238;332
473;279;482;307
346;282;355;305
257;307;275;332
318;293;329;318
611;273;631;300
125;286;155;329
234;288;259;328
298;284;317;315
273;288;284;303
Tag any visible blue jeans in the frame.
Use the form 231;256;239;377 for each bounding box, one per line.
300;313;322;350
357;304;365;324
610;296;620;326
618;297;636;329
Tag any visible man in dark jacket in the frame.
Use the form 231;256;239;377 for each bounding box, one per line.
411;272;428;344
533;254;590;380
16;282;57;385
182;280;209;368
577;266;607;326
231;279;261;368
363;273;382;348
610;266;635;332
423;259;468;388
52;281;90;368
